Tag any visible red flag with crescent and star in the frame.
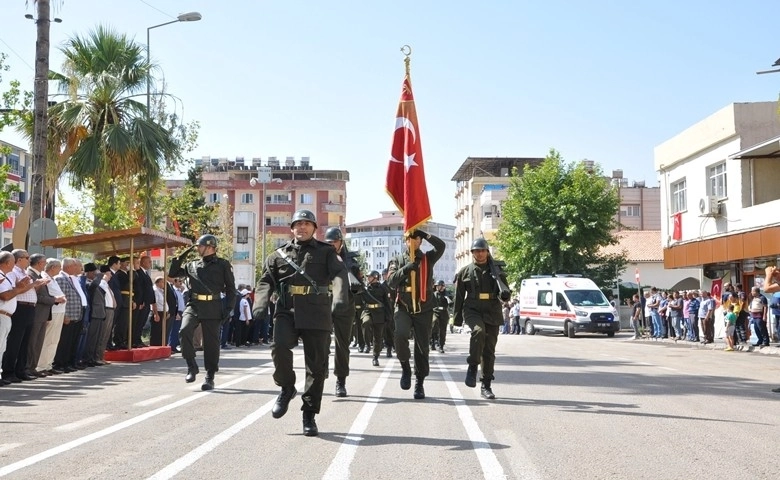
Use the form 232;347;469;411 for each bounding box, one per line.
672;212;682;241
386;75;432;234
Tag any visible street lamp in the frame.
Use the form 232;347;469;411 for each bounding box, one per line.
146;11;202;115
250;168;282;277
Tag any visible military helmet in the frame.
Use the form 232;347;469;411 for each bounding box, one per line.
324;226;343;243
290;209;317;228
436;279;446;286
470;237;490;251
196;234;218;248
369;270;381;278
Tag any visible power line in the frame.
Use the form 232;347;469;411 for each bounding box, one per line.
0;37;34;71
137;0;177;20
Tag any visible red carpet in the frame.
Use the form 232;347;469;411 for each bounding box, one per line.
104;346;171;363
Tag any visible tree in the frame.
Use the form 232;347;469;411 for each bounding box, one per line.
495;149;627;289
163;166;217;241
45;25;183;229
29;0;54;224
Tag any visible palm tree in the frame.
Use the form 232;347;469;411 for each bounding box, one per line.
47;25;180;228
29;0;53;224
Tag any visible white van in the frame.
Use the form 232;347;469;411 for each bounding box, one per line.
518;275;619;338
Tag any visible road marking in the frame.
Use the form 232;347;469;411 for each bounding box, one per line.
0;444;22;454
134;395;174;407
436;358;513;480
147;377;304;480
0;364;274;478
322;359;395;480
54;414;112;432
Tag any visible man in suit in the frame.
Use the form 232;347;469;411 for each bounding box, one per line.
85;266;111;366
112;257;132;349
75;263;99;367
53;258;87;373
25;253;57;377
132;256;155;348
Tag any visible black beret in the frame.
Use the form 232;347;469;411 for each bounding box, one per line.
84;263;98;272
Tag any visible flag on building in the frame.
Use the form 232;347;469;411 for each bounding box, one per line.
672;212;682;241
385;66;431;233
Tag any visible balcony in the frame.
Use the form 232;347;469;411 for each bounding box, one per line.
321;202;345;213
480;187;507;206
480;216;502;232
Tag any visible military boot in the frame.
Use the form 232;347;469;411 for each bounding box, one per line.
413;377;425;399
302;411;319;437
335;377;347;398
465;364;477;388
184;358;199;383
201;370;215;391
372;355;379;367
271;386;297;419
400;361;412;390
386;346;393;358
481;380;495;400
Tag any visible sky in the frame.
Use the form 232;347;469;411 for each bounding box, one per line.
2;0;780;226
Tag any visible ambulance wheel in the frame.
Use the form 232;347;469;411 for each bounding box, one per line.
524;320;536;335
567;322;576;338
606;332;615;338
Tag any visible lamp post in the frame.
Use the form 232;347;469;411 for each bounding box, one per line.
250;167;281;281
146;11;202;117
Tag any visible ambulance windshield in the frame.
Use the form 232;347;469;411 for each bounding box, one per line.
564;289;610;307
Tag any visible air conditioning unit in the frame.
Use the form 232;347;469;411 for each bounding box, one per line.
698;196;720;216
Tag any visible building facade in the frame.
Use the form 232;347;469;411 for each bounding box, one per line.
166;156;349;288
657;101;780;292
345;211;457;284
0;140;29;247
451;157;662;271
452;157;544;270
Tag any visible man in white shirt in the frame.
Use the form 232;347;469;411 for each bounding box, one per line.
38;258;67;375
0;251;31;385
2;249;48;382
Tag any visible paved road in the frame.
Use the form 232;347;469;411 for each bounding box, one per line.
1;331;779;479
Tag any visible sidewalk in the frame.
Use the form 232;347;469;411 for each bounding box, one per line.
627;333;780;356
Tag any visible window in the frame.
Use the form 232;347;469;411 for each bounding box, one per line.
241;193;254;204
621;205;640;217
708;162;727;198
537;290;553;307
300;193;313;205
670;178;687;213
7;154;20;175
270;194;290;204
236;226;249;244
207;193;219;204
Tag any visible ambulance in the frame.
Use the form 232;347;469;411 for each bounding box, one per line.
518;275;620;338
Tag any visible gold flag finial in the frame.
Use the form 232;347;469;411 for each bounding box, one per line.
400;44;412;76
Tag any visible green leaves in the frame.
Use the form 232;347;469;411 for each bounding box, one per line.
495;149;626;289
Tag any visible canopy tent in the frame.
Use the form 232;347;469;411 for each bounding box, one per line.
41;227;192;361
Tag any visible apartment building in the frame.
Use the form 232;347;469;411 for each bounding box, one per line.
0;140;29;247
345;211;457;284
166;156;349;288
657;101;780;291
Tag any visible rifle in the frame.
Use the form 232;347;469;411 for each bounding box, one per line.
343;250;365;294
488;256;512;301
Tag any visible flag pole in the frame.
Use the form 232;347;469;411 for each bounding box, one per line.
401;44;419;313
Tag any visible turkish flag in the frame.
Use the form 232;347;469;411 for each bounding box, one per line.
386;75;432;233
672;212;682;241
2;216;13;229
711;279;722;306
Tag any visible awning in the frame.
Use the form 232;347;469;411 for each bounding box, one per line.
728;135;780;160
40;226;192;258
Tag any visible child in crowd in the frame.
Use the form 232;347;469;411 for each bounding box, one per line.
724;304;737;352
